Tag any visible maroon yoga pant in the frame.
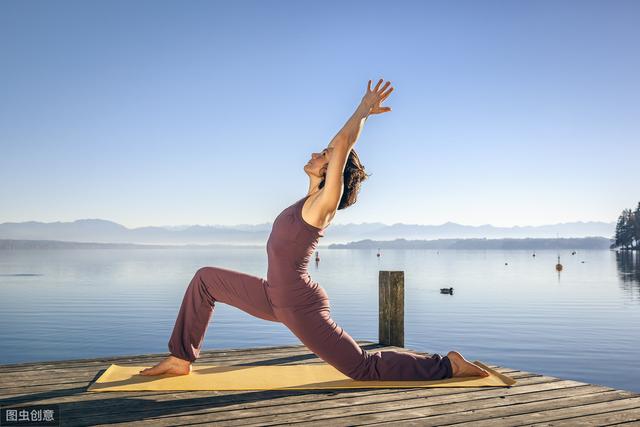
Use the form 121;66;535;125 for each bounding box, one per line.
168;266;453;380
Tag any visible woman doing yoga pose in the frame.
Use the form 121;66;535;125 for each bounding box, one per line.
140;79;490;380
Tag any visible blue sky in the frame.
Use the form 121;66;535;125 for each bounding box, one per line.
1;0;638;228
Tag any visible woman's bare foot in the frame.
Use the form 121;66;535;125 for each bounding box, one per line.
447;350;490;378
139;355;192;376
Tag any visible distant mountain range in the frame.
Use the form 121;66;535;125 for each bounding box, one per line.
0;218;615;246
330;237;613;250
0;237;613;250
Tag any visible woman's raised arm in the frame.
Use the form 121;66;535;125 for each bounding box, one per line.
315;79;394;215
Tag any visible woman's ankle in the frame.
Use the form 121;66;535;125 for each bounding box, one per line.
169;354;192;364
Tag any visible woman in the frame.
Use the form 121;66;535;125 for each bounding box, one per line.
140;79;490;380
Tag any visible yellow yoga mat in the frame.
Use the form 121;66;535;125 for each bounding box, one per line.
87;361;516;391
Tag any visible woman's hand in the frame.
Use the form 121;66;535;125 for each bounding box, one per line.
361;78;394;115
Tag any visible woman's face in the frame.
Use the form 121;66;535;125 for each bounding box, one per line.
304;147;333;177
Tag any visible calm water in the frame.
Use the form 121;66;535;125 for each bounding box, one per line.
1;248;639;392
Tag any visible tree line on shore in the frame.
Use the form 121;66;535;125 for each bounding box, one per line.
612;202;640;250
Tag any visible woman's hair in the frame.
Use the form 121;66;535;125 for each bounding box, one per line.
318;148;371;210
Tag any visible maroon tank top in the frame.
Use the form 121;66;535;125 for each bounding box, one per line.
266;194;328;307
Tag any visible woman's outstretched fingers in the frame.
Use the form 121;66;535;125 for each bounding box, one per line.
381;85;394;100
362;78;394;115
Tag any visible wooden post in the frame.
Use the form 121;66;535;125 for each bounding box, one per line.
378;270;404;347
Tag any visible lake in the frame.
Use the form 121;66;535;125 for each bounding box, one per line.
0;247;638;392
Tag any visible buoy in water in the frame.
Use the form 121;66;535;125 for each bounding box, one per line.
556;255;563;272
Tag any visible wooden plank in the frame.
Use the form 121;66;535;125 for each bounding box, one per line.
359;393;640;427
264;386;626;427
63;376;573;427
526;407;640;426
241;385;616;426
459;397;640;427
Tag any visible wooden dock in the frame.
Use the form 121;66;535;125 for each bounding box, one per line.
1;340;639;426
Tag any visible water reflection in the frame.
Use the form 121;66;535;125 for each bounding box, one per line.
616;251;640;299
